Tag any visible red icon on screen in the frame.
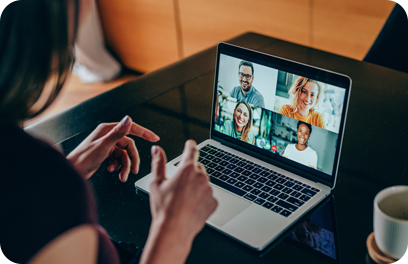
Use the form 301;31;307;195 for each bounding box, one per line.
272;146;277;152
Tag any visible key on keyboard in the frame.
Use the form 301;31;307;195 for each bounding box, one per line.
198;144;320;212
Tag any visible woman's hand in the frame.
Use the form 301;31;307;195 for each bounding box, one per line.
66;116;160;181
140;140;218;264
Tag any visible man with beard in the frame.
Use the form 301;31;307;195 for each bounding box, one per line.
230;61;265;108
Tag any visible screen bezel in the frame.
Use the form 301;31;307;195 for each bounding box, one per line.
210;42;352;189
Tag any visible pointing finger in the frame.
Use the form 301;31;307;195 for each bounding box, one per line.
93;118;159;143
102;116;132;147
196;163;210;181
151;146;167;184
181;140;199;164
129;123;160;142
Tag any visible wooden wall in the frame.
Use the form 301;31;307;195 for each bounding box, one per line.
312;0;395;60
97;0;180;73
97;0;395;73
179;0;311;57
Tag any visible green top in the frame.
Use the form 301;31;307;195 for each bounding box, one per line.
223;120;255;145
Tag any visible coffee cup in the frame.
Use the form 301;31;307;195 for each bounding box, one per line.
374;185;408;260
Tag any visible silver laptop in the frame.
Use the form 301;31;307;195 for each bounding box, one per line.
135;42;351;251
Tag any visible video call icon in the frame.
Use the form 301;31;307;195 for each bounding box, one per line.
272;145;277;152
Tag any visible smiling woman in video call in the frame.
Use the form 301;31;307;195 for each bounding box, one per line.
282;121;318;169
0;1;217;264
279;77;326;129
223;101;255;144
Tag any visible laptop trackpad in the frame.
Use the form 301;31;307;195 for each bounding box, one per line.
207;186;251;227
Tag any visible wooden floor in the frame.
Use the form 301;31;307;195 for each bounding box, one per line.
24;74;137;127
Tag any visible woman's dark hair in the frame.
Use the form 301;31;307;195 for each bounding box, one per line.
297;121;312;134
0;0;79;123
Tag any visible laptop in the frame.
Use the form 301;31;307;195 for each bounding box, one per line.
135;42;351;251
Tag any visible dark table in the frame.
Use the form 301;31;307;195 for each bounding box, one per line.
26;33;408;264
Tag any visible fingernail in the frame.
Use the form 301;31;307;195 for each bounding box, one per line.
108;165;114;172
151;145;158;157
121;115;131;127
124;174;128;182
136;164;140;174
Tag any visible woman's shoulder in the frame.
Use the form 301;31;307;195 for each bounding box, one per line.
310;109;323;118
0;124;82;182
1;124;59;156
284;144;296;153
0;124;96;263
225;119;233;125
309;110;325;128
282;144;295;158
279;104;292;113
0;124;90;201
0;123;92;179
305;146;317;155
223;119;234;132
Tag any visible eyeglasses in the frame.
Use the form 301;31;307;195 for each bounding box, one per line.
239;72;253;79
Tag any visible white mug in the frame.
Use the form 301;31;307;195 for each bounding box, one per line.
374;185;408;260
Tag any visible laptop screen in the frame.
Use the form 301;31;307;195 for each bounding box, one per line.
211;43;351;184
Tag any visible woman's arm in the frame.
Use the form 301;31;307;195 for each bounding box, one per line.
140;220;193;264
28;225;98;264
27;141;217;264
140;141;218;264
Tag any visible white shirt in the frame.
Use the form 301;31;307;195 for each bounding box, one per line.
283;144;318;169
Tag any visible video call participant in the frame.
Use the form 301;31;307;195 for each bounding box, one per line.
282;121;317;169
223;101;255;144
279;77;326;129
230;61;265;108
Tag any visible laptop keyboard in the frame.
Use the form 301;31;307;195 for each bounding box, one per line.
187;144;320;218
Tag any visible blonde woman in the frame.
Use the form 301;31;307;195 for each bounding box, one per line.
223;101;255;144
279;77;326;129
